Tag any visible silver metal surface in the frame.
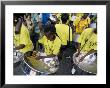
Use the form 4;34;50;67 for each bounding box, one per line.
73;53;97;74
13;50;24;63
21;51;59;75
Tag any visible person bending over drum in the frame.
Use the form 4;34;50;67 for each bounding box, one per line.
36;23;62;59
14;14;34;53
72;28;97;75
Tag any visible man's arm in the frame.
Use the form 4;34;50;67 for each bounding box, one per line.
75;43;81;57
14;44;25;50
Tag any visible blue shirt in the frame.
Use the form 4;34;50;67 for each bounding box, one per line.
42;13;50;25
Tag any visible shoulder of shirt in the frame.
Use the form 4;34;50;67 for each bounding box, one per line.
76;16;81;20
21;24;28;32
84;28;93;33
43;35;47;38
55;36;61;42
55;24;68;26
41;35;47;40
22;23;27;28
55;24;62;27
87;17;90;20
74;17;81;22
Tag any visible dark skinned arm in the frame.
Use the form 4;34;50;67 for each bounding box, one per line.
36;41;39;51
75;43;81;57
35;42;56;59
35;54;56;60
14;44;25;50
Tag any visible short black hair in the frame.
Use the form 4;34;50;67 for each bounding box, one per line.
13;13;25;19
61;13;69;24
25;13;31;18
44;24;56;34
13;13;25;26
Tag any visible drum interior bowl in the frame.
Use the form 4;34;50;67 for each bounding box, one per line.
23;51;57;74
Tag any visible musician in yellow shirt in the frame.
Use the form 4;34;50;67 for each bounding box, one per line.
37;24;61;58
14;17;34;53
74;28;97;62
72;28;97;75
76;13;84;18
74;13;90;34
55;13;72;47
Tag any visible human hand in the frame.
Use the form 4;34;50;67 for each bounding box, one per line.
75;52;80;57
79;56;85;62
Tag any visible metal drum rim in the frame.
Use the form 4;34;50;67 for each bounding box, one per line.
21;58;51;74
73;52;97;74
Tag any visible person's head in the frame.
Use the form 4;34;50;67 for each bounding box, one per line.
15;18;22;34
13;13;25;26
13;13;25;34
61;13;69;24
44;24;56;41
25;13;31;20
71;13;76;16
82;13;89;19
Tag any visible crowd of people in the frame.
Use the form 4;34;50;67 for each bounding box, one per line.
13;13;97;75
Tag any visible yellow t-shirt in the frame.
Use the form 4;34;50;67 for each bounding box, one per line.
78;28;97;53
14;24;34;53
73;16;81;27
76;13;84;18
55;24;72;45
74;17;90;34
38;36;61;55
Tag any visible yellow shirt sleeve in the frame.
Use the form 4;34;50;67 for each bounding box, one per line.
53;37;61;55
38;36;46;44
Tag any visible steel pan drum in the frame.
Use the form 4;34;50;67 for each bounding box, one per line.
13;50;24;63
21;51;59;75
73;52;97;74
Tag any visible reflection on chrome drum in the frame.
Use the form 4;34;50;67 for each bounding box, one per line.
73;52;97;74
21;51;59;75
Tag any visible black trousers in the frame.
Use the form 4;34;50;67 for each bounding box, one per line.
56;45;76;75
